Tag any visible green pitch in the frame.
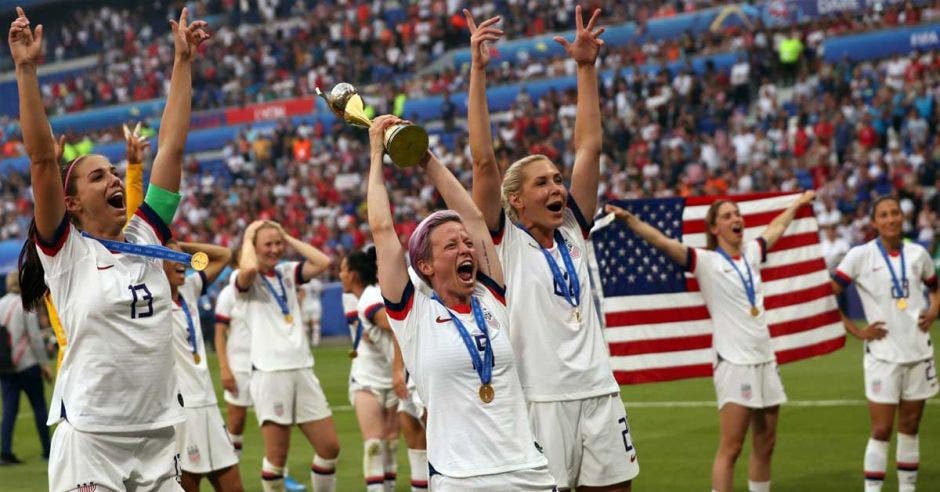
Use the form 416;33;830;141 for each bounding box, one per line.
1;335;937;491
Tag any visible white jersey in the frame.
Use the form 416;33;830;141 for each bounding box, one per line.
0;292;48;372
493;205;619;402
170;273;217;408
215;282;251;373
689;238;775;365
37;207;183;432
384;271;547;478
349;284;394;390
234;261;312;371
835;240;937;363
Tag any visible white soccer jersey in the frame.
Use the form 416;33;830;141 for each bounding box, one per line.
37;207;183;432
349;284;394;390
689;238;775;365
171;272;217;408
492;205;619;402
0;292;47;372
233;261;312;371
384;272;547;478
835;240;937;363
215;282;251;373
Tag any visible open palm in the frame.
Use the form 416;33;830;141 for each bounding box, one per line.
554;5;605;66
463;10;503;69
7;7;43;66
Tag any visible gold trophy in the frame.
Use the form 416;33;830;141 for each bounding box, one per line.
316;83;429;168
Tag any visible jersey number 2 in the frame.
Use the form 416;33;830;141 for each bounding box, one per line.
129;283;154;319
619;416;634;453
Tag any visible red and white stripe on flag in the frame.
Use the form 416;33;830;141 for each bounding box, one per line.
593;192;845;384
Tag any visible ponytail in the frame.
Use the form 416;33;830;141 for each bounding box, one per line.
18;219;49;312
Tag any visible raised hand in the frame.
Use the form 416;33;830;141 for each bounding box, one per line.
605;203;635;224
369;115;404;157
169;7;210;62
463;10;503;69
53;134;66;163
8;7;43;67
796;189;817;207
553;5;605;66
123;123;150;163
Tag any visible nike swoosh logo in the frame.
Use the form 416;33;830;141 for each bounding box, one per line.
872;266;883;271
96;265;114;270
630;454;637;463
435;316;452;323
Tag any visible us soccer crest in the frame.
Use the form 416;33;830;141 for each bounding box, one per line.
187;444;201;463
480;306;501;331
872;379;882;395
274;402;285;416
565;238;582;260
77;483;97;492
741;383;752;400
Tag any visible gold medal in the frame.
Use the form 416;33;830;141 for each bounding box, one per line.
896;298;907;310
750;306;760;317
190;251;209;271
285;314;293;324
479;383;494;403
193;353;201;364
574;309;582;322
348;349;358;359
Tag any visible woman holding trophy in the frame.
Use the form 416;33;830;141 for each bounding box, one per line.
12;7;210;491
464;7;639;491
367;114;555;490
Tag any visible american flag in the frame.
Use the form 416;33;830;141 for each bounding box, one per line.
591;192;845;384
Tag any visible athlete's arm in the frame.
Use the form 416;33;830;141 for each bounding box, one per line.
391;336;408;399
830;277;887;340
372;308;392;332
274;225;331;282
761;190;815;250
236;221;265;290
214;321;237;394
149;8;209;194
463;10;504;231
178;241;231;285
368;116;409;301
421;152;503;285
918;284;938;333
607;204;689;267
10;8;63;239
560;6;604;221
124;123;149;221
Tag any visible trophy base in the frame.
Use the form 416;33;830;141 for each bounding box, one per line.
384;124;429;168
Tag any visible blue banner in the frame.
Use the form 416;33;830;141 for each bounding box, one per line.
822;22;940;62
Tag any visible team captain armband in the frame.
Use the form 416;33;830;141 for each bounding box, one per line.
143;184;181;226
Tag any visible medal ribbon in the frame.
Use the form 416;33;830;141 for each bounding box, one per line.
517;225;580;308
875;240;907;299
432;294;493;387
715;247;757;309
178;296;199;358
352;319;364;352
261;271;291;317
81;231;195;265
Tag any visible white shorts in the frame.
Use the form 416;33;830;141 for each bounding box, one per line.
527;394;639;489
251;368;332;426
175;406;239;474
714;358;787;410
397;390;426;422
223;370;253;407
49;421;182;492
429;464;556;491
864;354;939;404
349;378;399;409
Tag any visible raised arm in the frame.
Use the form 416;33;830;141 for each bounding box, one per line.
606;204;689;267
179;241;230;285
463;10;504;231
368;116;410;302
149;8;209;193
761;190;815;249
10;8;61;239
557;6;605;219
272;222;332;282
235;220;264;290
421;152;503;285
124;123;150;220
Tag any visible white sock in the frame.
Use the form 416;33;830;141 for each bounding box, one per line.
384;438;398;492
311;454;337;492
407;448;428;490
897;433;919;492
864;438;888;492
363;439;385;491
748;480;770;492
228;432;243;458
262;456;286;492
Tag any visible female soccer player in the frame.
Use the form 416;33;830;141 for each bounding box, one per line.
13;6;209;491
465;7;636;490
607;190;815;492
339;247;401;491
831;196;938;492
368;115;554;490
163;241;242;491
234;220;338;492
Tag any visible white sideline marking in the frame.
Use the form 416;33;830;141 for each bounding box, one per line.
17;399;937;420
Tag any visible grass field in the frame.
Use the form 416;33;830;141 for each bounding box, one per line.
1;335;937;491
